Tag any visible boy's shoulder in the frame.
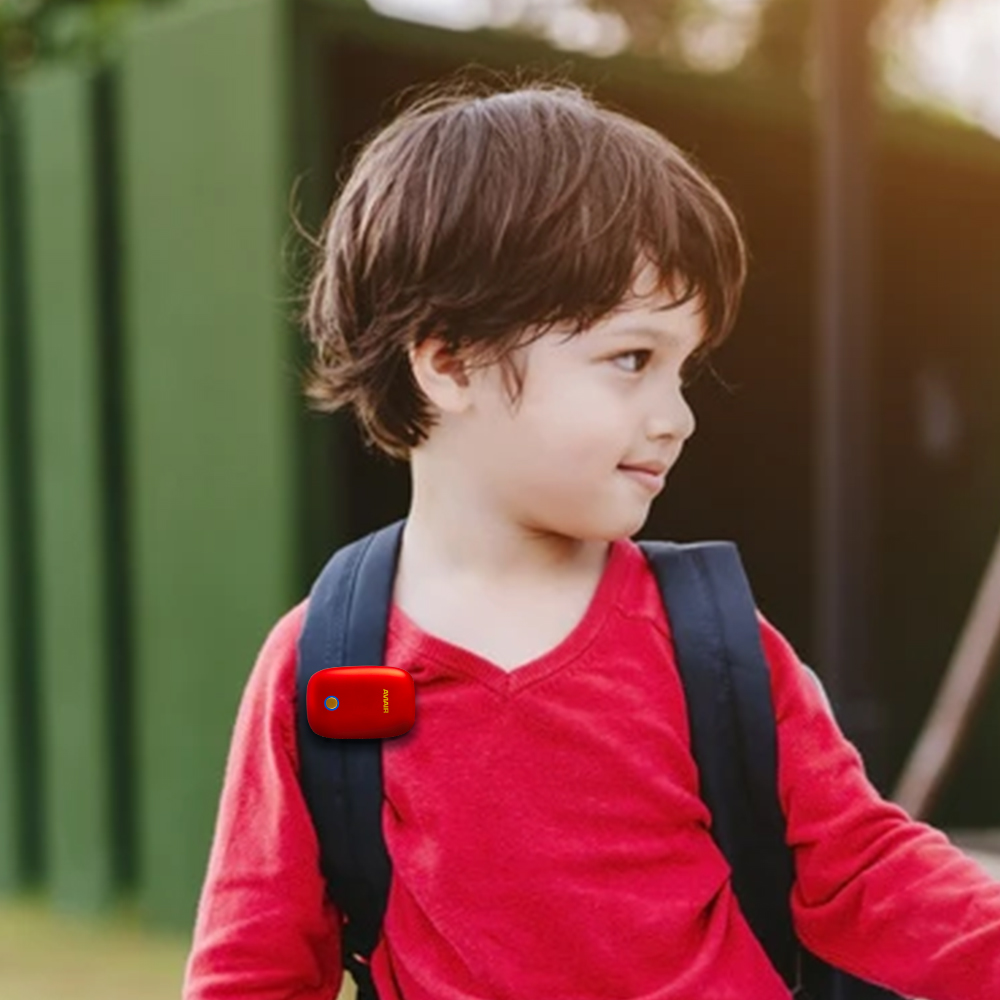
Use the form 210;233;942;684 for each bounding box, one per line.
267;596;310;652
241;597;311;719
258;596;310;670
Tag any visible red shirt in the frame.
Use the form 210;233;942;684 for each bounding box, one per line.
183;536;1000;1000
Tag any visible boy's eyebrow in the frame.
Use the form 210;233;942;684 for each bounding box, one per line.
608;325;680;339
605;325;703;349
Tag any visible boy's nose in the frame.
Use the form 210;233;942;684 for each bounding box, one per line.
648;395;696;444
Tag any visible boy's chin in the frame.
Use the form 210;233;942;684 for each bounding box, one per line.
622;499;658;533
542;498;655;542
585;509;653;541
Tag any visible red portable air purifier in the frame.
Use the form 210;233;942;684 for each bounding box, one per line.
306;666;416;739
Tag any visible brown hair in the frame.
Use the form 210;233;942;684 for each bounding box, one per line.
296;69;748;462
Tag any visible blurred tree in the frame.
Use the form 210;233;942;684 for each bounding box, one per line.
539;0;947;90
750;0;818;80
1;0;956;89
0;0;140;79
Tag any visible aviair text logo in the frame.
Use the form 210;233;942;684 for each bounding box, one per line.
383;688;389;713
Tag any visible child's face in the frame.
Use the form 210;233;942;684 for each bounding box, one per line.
430;262;704;542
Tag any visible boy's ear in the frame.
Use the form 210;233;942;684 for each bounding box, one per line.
407;335;473;414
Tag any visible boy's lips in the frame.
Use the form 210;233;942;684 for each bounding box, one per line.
620;460;669;477
619;462;668;491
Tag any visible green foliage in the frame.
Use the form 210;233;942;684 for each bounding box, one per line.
0;0;146;79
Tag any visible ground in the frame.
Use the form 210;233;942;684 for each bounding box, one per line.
1;839;997;999
0;893;358;1000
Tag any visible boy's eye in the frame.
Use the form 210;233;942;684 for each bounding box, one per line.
612;350;653;373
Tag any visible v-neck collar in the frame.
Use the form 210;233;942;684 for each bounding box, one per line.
387;538;631;697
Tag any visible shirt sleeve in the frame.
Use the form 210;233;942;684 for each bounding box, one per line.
758;608;1000;1000
182;601;344;1000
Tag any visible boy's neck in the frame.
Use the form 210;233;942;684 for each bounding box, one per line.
399;505;610;589
401;448;613;588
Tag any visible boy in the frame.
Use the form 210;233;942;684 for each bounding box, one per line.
183;76;1000;1000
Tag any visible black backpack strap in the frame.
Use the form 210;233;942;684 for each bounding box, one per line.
295;518;406;1000
638;539;800;988
640;540;904;1000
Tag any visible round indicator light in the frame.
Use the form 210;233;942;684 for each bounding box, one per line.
325;695;339;710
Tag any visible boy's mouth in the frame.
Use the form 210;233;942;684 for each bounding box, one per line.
620;460;668;477
618;464;667;492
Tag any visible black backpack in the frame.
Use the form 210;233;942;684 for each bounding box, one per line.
294;518;901;1000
